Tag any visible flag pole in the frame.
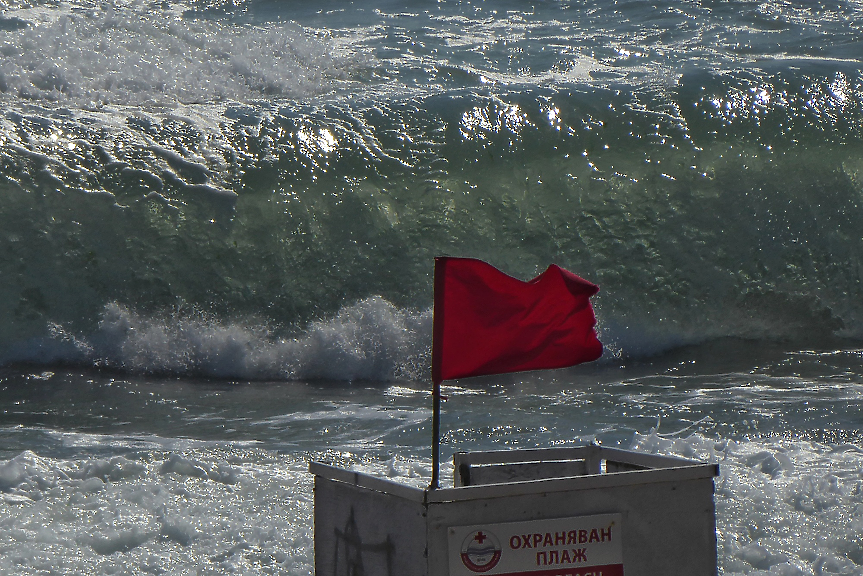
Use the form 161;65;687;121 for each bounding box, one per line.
430;380;441;490
430;257;446;490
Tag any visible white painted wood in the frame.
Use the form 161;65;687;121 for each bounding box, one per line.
309;461;425;502
314;475;428;576
454;445;697;470
426;474;717;576
311;446;719;576
456;460;589;487
428;463;719;503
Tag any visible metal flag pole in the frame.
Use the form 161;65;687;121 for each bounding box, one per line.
430;380;441;490
429;257;446;490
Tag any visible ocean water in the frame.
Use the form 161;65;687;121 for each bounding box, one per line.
1;0;863;573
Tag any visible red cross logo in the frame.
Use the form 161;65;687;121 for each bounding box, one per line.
461;529;502;572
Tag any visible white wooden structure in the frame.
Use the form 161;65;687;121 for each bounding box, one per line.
311;444;719;576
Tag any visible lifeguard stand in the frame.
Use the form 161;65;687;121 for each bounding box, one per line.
311;444;719;576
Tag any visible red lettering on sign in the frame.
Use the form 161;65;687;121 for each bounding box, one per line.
534;534;544;548
601;527;612;542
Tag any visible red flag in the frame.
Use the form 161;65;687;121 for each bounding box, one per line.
432;257;602;383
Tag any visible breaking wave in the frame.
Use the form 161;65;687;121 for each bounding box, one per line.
4;298;431;382
2;0;863;378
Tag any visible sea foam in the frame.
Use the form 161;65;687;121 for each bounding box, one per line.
633;431;863;575
20;297;432;382
0;2;367;107
0;443;314;575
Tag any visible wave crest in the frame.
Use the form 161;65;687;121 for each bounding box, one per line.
24;298;431;381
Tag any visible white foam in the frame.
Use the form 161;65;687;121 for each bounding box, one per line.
632;431;863;575
30;297;432;381
0;443;314;574
0;2;367;107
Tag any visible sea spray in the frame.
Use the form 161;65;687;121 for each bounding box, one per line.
8;298;431;381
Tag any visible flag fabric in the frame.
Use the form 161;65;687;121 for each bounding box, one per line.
432;257;602;383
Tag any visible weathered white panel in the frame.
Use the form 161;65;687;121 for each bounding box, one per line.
312;446;718;576
426;477;717;576
454;445;700;473
314;476;428;576
456;460;589;487
429;463;719;503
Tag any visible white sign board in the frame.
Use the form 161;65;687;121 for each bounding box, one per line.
448;513;623;576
